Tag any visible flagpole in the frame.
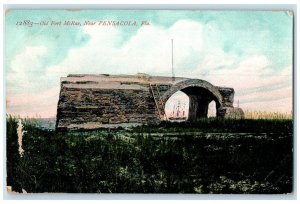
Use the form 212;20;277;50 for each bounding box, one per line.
172;39;175;82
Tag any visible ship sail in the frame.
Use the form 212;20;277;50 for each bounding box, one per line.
169;101;187;121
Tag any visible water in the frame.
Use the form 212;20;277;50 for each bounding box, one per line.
36;118;56;130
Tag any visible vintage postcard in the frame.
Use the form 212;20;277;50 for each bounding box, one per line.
5;9;293;194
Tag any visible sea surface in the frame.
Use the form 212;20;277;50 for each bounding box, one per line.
36;118;56;130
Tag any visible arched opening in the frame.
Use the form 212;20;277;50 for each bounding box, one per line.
207;100;217;118
161;79;223;122
163;86;221;122
180;86;220;121
164;91;189;121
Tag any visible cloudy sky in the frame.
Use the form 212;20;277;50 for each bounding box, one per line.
5;10;293;118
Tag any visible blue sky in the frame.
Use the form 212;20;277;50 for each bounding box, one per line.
5;10;293;117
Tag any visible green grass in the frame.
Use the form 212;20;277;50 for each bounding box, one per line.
130;118;293;134
6;116;293;193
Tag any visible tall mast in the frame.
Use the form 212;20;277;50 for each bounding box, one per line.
172;39;175;82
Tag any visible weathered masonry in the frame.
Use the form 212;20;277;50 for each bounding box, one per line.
56;74;244;130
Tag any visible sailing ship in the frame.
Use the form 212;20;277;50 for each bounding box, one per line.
169;101;187;121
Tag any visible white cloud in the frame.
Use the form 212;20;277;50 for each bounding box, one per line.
200;55;292;113
10;46;47;74
7;46;48;92
47;19;204;77
196;48;236;72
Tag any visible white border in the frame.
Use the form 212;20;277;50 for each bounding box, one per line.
1;1;299;203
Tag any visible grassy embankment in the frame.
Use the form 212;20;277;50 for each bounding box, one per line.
6;115;293;193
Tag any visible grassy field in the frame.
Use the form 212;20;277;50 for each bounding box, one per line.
6;116;293;193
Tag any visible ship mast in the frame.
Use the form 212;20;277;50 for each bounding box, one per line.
176;101;181;117
182;103;186;117
172;104;175;117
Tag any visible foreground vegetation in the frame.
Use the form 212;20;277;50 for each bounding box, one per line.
7;116;293;193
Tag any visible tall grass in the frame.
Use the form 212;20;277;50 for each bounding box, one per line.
244;111;293;120
6;114;39;127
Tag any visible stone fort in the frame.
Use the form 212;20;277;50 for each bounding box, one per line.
56;74;244;130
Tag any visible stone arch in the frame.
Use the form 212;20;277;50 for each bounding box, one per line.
161;79;223;121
